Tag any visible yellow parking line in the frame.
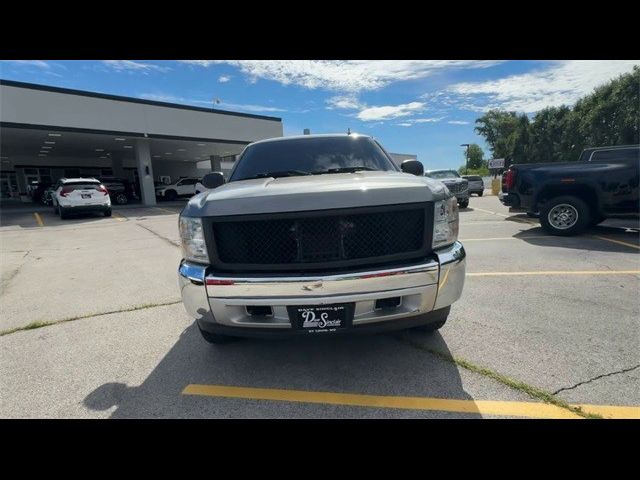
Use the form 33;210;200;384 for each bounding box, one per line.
112;212;126;222
471;207;537;224
156;207;178;214
461;236;548;242
33;212;44;227
592;235;640;251
576;404;640;419
467;270;640;277
182;384;640;419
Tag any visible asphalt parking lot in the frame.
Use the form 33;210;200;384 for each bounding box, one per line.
1;195;638;418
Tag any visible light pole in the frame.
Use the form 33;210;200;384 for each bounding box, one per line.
460;144;470;173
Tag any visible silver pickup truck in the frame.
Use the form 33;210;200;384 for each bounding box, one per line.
178;134;466;343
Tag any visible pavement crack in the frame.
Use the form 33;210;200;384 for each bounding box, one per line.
136;224;180;248
553;364;640;395
394;333;602;419
0;300;182;337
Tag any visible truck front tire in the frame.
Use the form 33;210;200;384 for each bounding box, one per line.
198;327;237;344
540;195;590;236
410;306;450;333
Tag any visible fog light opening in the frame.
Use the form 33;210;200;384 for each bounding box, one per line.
246;305;273;316
375;297;402;310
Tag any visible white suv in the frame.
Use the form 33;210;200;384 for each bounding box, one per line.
155;177;199;201
52;178;112;219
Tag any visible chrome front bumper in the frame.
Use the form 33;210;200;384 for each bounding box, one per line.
178;241;465;334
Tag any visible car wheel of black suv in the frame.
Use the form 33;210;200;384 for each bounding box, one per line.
114;193;128;205
198;327;237;344
540;195;590;236
589;214;606;226
458;200;469;209
477;191;483;197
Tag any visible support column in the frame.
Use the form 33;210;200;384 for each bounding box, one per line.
136;139;156;206
210;155;222;172
111;154;125;179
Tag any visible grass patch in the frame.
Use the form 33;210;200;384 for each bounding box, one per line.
398;334;602;419
0;300;182;337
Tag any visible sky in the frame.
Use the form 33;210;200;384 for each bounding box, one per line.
1;60;637;170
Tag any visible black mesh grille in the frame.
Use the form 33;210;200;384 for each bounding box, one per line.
446;182;467;194
210;205;428;270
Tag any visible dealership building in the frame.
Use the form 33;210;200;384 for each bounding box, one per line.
0;79;283;205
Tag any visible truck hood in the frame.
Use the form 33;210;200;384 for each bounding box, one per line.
182;171;448;217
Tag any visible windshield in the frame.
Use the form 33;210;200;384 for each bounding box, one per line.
230;136;398;182
426;170;460;180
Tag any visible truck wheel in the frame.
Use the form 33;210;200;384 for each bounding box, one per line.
589;214;606;226
104;208;112;217
411;306;450;333
478;191;483;197
540;195;590;236
413;318;447;332
164;190;177;201
458;200;469;209
198;327;237;344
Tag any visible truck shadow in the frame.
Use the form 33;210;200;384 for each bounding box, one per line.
83;322;482;418
513;224;640;253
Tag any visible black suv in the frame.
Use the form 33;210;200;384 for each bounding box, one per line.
501;144;639;235
97;177;138;205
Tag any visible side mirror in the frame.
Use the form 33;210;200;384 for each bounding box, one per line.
401;159;424;176
202;172;225;189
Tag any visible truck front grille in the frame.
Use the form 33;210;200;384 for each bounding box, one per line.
206;203;432;272
446;182;468;194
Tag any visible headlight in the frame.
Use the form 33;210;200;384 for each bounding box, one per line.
179;216;209;263
432;196;459;249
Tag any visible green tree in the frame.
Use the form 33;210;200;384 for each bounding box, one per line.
474;110;520;164
465;144;485;169
474;66;639;166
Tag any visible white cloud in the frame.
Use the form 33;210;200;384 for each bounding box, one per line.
221;102;285;113
6;60;50;69
448;120;470;125
413;117;444;123
180;60;503;92
393;117;444;127
447;60;639;113
139;93;284;113
139;93;202;104
356;102;425;121
326;95;362;109
218;75;231;83
103;60;169;73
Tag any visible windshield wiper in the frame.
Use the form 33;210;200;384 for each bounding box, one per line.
313;166;377;174
244;170;311;180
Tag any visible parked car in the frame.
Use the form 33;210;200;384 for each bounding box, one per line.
31;181;52;204
178;134;466;344
51;178;112;219
500;144;639;235
97;177;138;205
155;177;199;201
424;170;469;208
41;185;56;205
194;173;224;195
462;175;484;196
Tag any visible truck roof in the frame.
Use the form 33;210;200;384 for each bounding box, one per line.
250;133;372;146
